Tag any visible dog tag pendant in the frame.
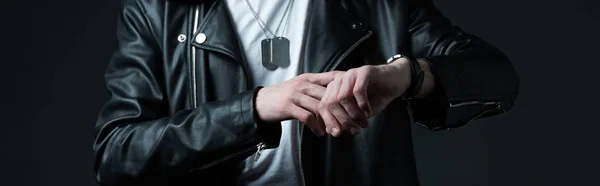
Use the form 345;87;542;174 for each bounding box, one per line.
261;37;290;70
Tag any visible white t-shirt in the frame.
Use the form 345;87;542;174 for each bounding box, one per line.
225;0;310;185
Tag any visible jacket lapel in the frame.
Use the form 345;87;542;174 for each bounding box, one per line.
191;0;245;63
301;0;372;73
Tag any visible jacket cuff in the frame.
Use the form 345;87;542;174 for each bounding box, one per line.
408;69;448;131
409;57;505;130
246;86;281;149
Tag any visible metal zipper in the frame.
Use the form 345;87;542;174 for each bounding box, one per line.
188;4;259;171
449;100;500;108
253;142;267;162
326;31;373;72
465;103;502;124
191;6;200;108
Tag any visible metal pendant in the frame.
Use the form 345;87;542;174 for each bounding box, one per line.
261;37;291;70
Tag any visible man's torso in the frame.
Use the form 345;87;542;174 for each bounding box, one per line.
134;0;420;185
225;0;310;185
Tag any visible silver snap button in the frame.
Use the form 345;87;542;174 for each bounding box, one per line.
177;34;186;43
351;22;363;30
195;33;207;44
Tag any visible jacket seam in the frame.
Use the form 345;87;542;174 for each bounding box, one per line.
240;93;245;127
133;0;162;51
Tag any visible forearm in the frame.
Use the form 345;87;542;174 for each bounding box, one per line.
94;89;281;184
405;0;520;130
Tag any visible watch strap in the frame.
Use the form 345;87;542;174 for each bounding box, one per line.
386;54;425;99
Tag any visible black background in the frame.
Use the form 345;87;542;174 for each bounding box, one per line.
1;0;598;185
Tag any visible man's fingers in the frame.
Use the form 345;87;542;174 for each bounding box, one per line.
298;82;327;100
338;71;368;128
330;103;360;134
329;74;361;132
286;103;324;136
319;106;343;137
299;71;344;86
319;79;343;137
291;92;325;136
291;92;321;116
322;77;361;136
353;67;372;118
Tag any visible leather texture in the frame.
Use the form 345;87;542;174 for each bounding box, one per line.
93;0;520;185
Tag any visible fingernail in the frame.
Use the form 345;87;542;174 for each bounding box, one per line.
332;127;339;136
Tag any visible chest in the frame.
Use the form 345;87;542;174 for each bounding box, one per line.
158;0;412;109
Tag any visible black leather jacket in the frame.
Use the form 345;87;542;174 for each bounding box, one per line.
93;0;519;185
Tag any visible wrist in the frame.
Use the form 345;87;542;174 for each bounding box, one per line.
389;58;412;86
254;86;268;126
379;58;412;99
385;54;424;99
387;57;411;74
252;87;282;149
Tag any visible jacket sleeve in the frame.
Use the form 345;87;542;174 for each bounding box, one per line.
406;0;520;130
93;0;281;185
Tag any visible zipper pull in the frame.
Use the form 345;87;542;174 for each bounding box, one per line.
254;142;267;162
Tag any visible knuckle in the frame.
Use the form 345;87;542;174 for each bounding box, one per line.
336;94;349;103
357;101;368;109
340;119;353;127
309;106;320;114
299;113;314;123
326;82;334;88
352;89;365;97
360;65;374;74
349;113;361;121
280;102;291;112
328;98;339;105
297;86;308;94
321;96;334;104
331;70;343;75
291;80;303;87
297;73;309;79
318;103;328;111
284;90;295;100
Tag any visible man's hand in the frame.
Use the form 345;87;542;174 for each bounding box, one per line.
256;71;343;136
318;59;414;137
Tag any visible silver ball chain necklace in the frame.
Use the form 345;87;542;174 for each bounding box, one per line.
244;0;295;70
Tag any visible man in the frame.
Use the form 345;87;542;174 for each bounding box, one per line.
93;0;519;185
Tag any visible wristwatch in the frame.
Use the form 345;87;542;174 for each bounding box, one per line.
386;54;425;99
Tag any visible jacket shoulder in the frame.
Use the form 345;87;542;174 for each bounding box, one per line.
120;0;167;13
